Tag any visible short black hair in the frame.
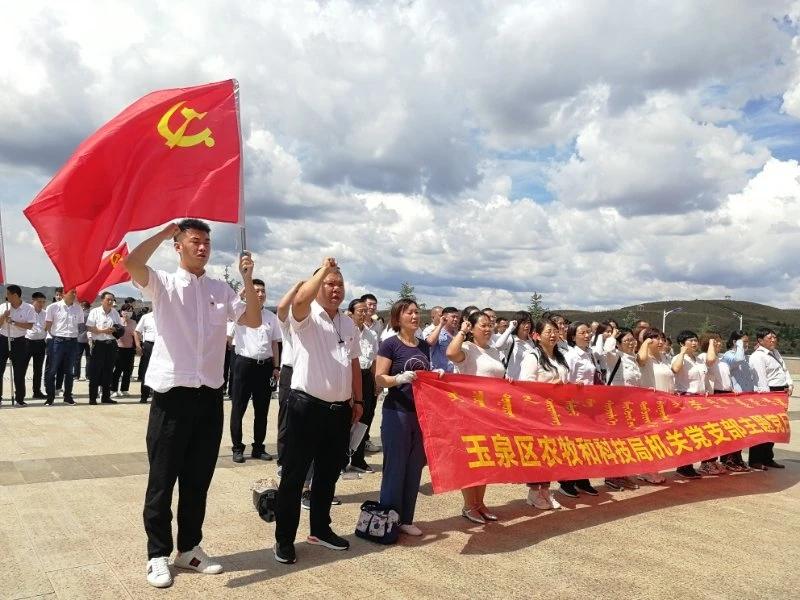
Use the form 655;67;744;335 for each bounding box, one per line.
100;291;115;300
361;293;378;303
726;329;746;349
348;298;366;313
442;306;459;315
55;287;64;293
174;218;211;241
755;327;776;342
31;292;46;300
6;284;22;297
677;330;698;345
252;278;265;287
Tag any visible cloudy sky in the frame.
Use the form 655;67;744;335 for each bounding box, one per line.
3;0;800;310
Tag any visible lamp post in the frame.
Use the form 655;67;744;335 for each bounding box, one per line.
731;311;743;330
662;307;684;332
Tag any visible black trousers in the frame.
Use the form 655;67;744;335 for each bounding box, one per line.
26;338;46;396
45;338;66;392
46;337;76;400
74;342;90;378
348;368;377;467
112;346;136;392
749;385;788;464
275;390;351;545
223;347;233;394
229;355;272;453
89;341;117;402
143;386;223;559
139;341;154;400
276;365;293;465
0;336;28;401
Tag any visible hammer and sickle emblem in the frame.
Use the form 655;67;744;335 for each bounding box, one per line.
109;253;123;268
157;101;215;149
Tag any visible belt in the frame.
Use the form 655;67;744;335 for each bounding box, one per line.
95;339;117;344
291;389;350;410
236;354;275;366
53;336;77;341
143;340;155;345
769;385;788;392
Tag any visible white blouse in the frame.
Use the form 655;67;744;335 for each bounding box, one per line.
608;352;642;387
672;353;708;394
454;342;506;378
519;348;568;383
505;337;536;380
640;355;675;393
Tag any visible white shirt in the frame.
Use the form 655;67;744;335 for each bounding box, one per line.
454;341;506;378
1;301;36;339
608;352;642;387
26;308;47;341
278;316;294;368
671;353;708;394
226;320;236;347
369;317;384;338
640;355;675;392
422;323;437;340
505;337;536;380
45;300;85;338
134;312;158;342
139;266;245;393
357;325;379;370
565;345;599;385
290;302;360;403
519;348;568;383
234;308;281;361
749;346;792;391
86;306;122;341
698;352;732;392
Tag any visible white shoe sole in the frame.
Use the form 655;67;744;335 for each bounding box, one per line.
306;535;349;550
147;576;173;588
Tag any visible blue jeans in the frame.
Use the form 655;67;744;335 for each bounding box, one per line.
46;337;77;401
379;407;427;525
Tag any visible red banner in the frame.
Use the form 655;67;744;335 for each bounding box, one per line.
412;372;791;494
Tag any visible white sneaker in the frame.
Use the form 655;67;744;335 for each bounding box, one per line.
547;490;562;510
364;440;382;453
400;523;423;536
526;486;551;510
114;391;123;398
122;391;130;397
146;557;173;588
173;546;223;574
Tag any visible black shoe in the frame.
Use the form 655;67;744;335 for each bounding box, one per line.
251;451;274;461
676;466;702;479
101;399;117;404
307;530;349;551
749;462;767;471
139;398;149;404
44;398;54;405
575;481;599;496
558;483;579;498
89;400;97;405
348;462;373;473
301;489;311;510
274;542;296;564
331;495;342;506
63;398;76;405
14;399;27;407
764;460;785;469
232;450;245;464
32;393;46;400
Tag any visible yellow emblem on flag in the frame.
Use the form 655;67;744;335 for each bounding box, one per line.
157;101;216;149
109;252;123;267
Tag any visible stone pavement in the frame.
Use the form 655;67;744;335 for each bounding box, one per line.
1;378;798;600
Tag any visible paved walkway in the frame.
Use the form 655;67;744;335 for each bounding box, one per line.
1;379;798;599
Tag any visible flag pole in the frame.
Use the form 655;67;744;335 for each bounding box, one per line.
0;203;13;404
233;78;247;254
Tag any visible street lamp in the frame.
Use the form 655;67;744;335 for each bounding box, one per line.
662;307;684;332
731;311;743;330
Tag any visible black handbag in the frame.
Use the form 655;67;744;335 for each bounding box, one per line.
111;324;126;339
354;501;400;544
251;478;278;522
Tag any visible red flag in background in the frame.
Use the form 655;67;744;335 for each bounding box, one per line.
75;243;130;303
24;79;241;290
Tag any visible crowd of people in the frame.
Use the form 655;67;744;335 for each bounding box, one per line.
1;219;792;591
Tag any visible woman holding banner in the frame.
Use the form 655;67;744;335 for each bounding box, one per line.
447;310;505;524
375;298;432;537
518;318;568;510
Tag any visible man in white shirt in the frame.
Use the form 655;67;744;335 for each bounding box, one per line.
748;327;792;470
274;257;362;565
134;310;157;403
44;288;84;405
25;291;48;400
362;293;384;337
421;306;442;340
74;301;92;381
230;278;282;463
276;281;303;469
86;291;122;405
0;284;36;406
124;219;261;589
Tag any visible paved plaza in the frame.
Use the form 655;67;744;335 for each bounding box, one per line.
1;376;799;600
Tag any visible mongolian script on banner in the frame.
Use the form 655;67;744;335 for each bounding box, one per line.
411;372;791;494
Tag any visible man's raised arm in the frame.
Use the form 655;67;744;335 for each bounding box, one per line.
123;223;180;288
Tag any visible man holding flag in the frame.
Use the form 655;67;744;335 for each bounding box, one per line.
124;219;260;589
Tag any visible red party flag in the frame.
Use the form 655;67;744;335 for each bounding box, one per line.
75;242;130;303
24;79;242;290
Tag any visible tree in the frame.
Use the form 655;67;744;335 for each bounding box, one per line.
698;315;714;334
527;292;548;320
395;281;425;309
223;265;241;293
620;309;637;330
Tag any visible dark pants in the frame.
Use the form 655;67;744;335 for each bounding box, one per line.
89;341;117;403
229;355;272;454
348;368;376;468
276;365;293;465
112;346;136;392
379;407;427;525
143;386;223;559
0;335;28;401
223;347;233;395
26;338;46;396
275;390;351;545
45;337;77;401
74;342;91;379
749;385;788;464
140;341;154;400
